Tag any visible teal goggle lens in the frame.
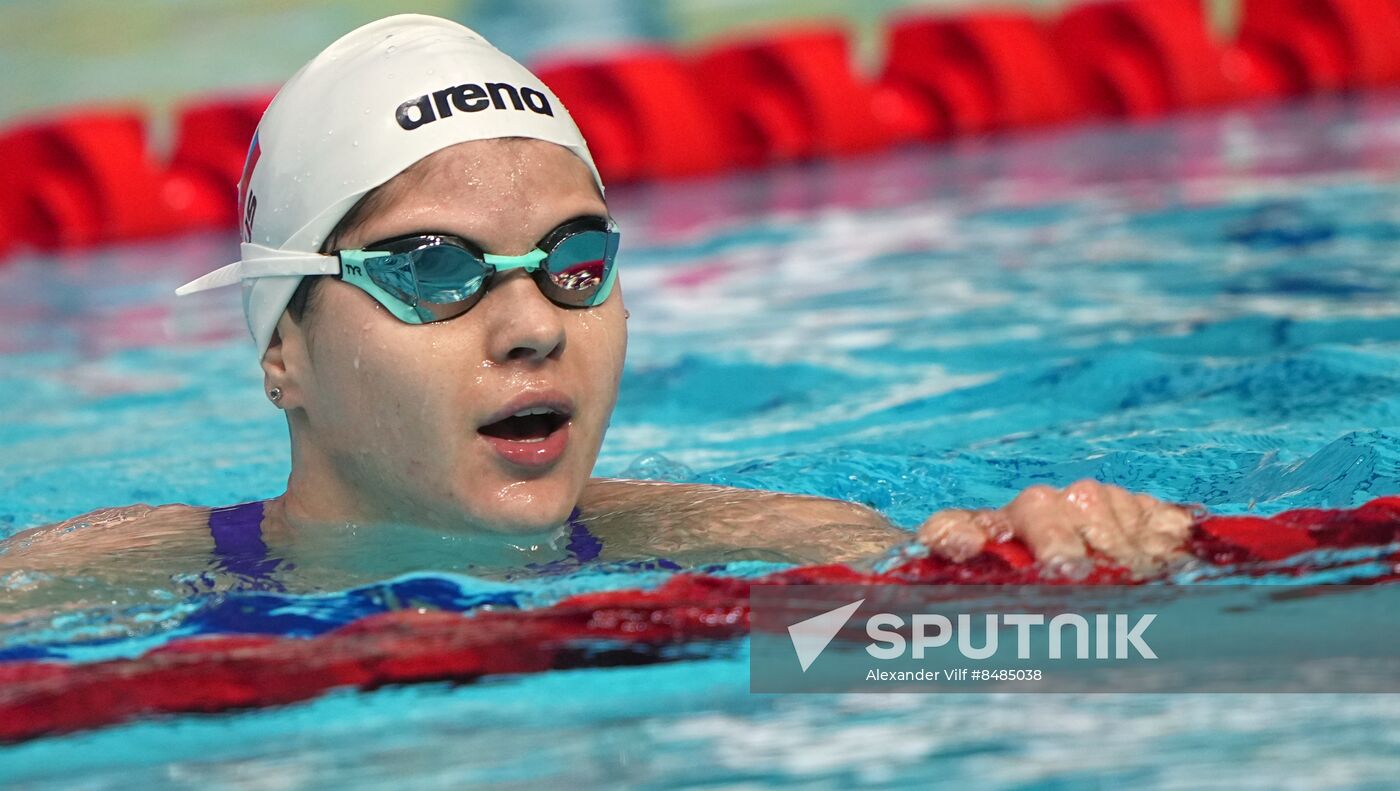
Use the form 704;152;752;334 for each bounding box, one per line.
337;218;619;324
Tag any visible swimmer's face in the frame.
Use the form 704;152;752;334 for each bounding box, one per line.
269;139;626;533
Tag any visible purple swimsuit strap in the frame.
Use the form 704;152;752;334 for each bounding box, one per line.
209;502;602;581
207;500;283;584
565;507;603;562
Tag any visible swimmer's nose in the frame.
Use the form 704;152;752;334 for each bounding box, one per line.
485;270;566;363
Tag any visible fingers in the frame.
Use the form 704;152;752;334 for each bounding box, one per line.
1062;479;1143;570
1102;484;1143;535
1003;482;1196;579
1136;493;1194;559
917;509;988;562
917;484;1201;579
1002;485;1088;575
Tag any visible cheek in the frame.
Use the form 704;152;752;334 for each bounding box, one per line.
572;308;628;414
308;310;479;451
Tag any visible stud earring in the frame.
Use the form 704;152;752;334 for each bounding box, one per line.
624;309;631;320
268;387;283;404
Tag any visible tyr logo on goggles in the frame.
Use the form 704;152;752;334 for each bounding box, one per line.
336;216;619;324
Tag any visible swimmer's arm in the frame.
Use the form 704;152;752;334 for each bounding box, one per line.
577;479;910;565
578;478;1196;574
0;504;208;575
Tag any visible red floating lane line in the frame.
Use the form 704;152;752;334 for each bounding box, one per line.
0;118;100;250
2;499;1399;743
4;2;1400;264
1052;0;1234;118
1193;515;1321;562
695;26;890;167
878;12;1082;140
1235;0;1400;97
536;50;733;182
165;92;273;229
0;111;162;250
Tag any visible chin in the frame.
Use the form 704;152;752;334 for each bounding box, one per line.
462;478;579;534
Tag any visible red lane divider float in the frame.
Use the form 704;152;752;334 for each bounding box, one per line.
877;11;1083;141
5;1;1400;263
695;26;891;166
2;497;1398;743
0;199;11;261
0;93;271;253
0;111;177;249
165;93;273;229
535;51;732;182
1233;0;1400;98
1052;0;1234;118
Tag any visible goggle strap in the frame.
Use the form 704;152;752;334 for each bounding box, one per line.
175;261;245;295
174;244;342;295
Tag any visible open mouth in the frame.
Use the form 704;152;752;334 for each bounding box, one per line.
477;407;571;442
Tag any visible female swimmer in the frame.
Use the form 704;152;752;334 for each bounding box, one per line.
0;15;1192;584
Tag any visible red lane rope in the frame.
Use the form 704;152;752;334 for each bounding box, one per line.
5;0;1400;258
2;497;1398;743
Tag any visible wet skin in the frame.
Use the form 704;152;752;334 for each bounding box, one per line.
265;139;625;537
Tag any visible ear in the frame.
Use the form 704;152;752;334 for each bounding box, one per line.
261;312;309;409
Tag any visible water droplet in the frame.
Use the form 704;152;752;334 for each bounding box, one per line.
352;140;360;148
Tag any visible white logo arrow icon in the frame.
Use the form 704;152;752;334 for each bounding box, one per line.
788;599;864;672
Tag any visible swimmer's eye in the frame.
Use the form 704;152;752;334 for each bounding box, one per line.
412;245;487;303
340;220;619;324
539;226;614;298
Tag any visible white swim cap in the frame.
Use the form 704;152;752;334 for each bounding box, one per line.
176;14;604;358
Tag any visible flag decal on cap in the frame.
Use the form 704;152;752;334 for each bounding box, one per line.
238;132;261;242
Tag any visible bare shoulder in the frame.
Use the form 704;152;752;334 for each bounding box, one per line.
579;477;891;528
577;477;906;564
0;504;211;570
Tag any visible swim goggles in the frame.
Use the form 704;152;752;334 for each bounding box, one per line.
336;216;619;323
176;216;620;324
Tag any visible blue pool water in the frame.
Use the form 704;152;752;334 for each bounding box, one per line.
4;94;1400;787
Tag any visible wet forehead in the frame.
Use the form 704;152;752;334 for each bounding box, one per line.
342;139;606;255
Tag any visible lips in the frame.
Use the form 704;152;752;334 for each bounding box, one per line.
477;391;574;469
478;406;569;440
